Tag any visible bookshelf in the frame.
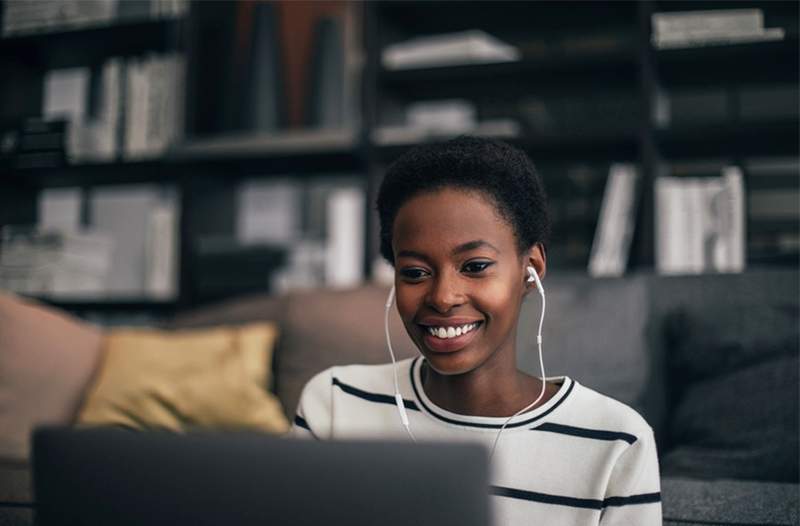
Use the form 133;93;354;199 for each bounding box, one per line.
0;0;797;322
648;0;799;270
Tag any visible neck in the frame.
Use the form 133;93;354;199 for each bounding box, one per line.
421;346;547;418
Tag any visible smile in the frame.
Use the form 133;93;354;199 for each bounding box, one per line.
419;321;483;353
426;323;479;339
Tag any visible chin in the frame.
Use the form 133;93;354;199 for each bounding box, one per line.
419;348;483;376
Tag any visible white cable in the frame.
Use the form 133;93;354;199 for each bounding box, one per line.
385;285;417;442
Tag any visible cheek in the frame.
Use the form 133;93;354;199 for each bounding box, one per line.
477;279;522;327
394;285;421;323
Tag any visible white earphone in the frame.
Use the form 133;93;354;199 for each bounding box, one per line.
384;265;547;460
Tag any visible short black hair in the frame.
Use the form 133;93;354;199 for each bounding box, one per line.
377;135;551;264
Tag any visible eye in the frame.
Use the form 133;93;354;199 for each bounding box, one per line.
399;267;430;281
462;260;493;274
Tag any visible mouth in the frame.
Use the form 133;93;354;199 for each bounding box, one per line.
418;321;483;353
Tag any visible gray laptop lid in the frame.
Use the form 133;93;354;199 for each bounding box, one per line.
33;427;490;526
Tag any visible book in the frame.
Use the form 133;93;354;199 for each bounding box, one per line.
3;0;185;36
48;229;114;298
244;2;282;132
236;180;301;245
123;53;185;160
372;119;520;146
13;118;67;170
89;185;178;298
383;30;520;70
407;99;476;134
38;188;82;232
0;226;113;298
306;15;345;129
325;187;364;288
655;166;746;275
144;199;179;300
588;163;639;277
2;0;116;37
652;9;785;50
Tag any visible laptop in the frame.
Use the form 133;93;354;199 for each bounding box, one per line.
33;427;490;526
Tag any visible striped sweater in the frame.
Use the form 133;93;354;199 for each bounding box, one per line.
292;357;662;526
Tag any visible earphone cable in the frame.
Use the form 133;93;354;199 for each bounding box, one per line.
385;286;417;442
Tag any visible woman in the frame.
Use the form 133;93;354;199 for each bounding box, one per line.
292;136;662;525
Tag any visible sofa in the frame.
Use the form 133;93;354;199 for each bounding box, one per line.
1;269;797;525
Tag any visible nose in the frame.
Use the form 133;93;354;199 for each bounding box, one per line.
425;271;465;313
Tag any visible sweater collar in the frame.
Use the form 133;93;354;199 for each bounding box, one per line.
408;356;575;431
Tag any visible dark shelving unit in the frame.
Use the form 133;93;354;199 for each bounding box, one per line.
0;0;797;321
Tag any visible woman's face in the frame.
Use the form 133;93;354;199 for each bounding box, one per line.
392;187;540;376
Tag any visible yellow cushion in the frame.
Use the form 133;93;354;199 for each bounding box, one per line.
77;323;289;434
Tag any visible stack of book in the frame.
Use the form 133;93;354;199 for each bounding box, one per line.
0;226;113;298
652;8;784;50
123;53;185;160
2;0;187;36
655;166;745;275
38;52;185;164
32;185;180;299
382;30;520;70
235;178;366;293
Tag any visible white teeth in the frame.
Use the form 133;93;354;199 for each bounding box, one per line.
427;323;479;339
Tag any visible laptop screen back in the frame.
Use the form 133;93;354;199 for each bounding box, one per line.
33;427;490;526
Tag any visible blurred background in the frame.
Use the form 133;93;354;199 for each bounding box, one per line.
0;5;798;522
0;0;797;326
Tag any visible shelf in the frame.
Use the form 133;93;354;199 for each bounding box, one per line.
1;159;183;188
174;129;359;159
0;129;366;187
377;133;640;164
656;38;799;87
379;56;638;99
747;252;800;266
656;121;800;158
0;16;181;42
0;17;183;68
748;219;800;234
380;51;638;85
173;130;364;177
376;1;638;37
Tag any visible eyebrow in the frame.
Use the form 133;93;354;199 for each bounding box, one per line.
453;239;499;255
396;239;500;260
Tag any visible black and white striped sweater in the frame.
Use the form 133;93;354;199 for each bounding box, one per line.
292;356;662;526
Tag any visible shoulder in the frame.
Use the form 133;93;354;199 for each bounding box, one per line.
300;359;411;402
563;380;654;443
294;360;413;439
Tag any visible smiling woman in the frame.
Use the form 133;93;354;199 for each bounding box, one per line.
291;136;662;526
392;188;547;401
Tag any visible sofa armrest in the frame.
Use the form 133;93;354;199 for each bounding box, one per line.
662;476;799;525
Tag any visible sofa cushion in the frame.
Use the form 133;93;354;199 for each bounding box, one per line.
0;293;103;461
77;323;289;434
276;285;418;418
661;476;799;526
661;298;799;482
516;273;652;415
169;292;286;329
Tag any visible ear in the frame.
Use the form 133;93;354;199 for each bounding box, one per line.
522;242;546;294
